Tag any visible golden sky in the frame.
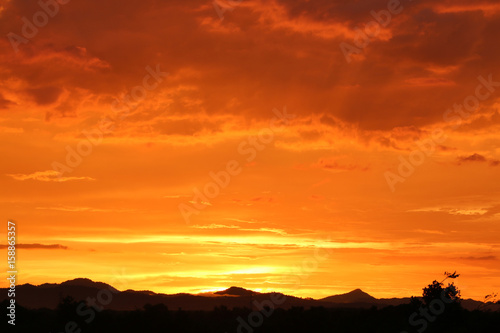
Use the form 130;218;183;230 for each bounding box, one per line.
1;0;499;301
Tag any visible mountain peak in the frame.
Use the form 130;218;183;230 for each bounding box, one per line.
348;288;369;295
214;286;255;296
60;278;118;292
320;289;376;303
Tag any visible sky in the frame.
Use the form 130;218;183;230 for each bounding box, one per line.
0;0;499;301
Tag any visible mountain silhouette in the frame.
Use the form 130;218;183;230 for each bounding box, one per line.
61;278;118;291
320;288;376;303
214;286;256;296
1;278;497;312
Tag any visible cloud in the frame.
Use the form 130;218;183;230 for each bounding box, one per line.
25;86;63;106
458;255;497;261
1;0;499;133
6;170;95;182
458;153;487;163
0;243;68;250
250;197;273;202
35;206;129;213
163;195;190;199
253;228;287;236
0;93;14;109
0;126;23;134
434;2;500;15
457;153;500;166
223;218;259;224
404;77;456;87
247;0;363;40
191;224;240;229
189;200;212;206
409;207;489;216
190;224;287;235
413;229;446;235
312;158;369;172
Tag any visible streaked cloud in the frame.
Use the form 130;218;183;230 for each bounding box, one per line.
458;255;497;261
35;206;130;213
0;126;23;133
0;243;68;250
409;207;489;216
6;170;95;182
191;224;240;229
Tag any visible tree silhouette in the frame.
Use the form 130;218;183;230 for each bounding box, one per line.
7;292;500;333
477;292;500;311
56;295;80;319
422;271;461;306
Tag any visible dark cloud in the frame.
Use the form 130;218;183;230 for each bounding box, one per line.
0;243;68;250
457;153;499;166
25;86;63;105
459;255;497;261
0;93;14;109
1;0;500;130
458;153;487;163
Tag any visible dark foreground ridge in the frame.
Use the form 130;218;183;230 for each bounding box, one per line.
1;278;498;311
1;278;500;333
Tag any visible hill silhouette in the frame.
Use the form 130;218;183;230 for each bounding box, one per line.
214;286;256;296
1;278;498;312
320;288;376;303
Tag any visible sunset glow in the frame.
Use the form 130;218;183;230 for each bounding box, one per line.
1;0;499;301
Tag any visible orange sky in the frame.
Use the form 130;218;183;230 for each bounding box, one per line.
1;0;499;301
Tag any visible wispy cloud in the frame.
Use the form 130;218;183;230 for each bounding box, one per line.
36;206;129;213
6;170;94;182
312;158;369;172
413;229;446;235
190;224;287;235
191;224;240;229
189;200;212;206
0;243;68;250
163;195;190;199
409;206;488;216
224;218;259;224
0;126;23;133
434;3;500;15
458;255;497;261
252;228;287;236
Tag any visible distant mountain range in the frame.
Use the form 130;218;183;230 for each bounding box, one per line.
2;278;498;312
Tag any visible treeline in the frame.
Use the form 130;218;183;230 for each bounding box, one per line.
2;298;500;333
